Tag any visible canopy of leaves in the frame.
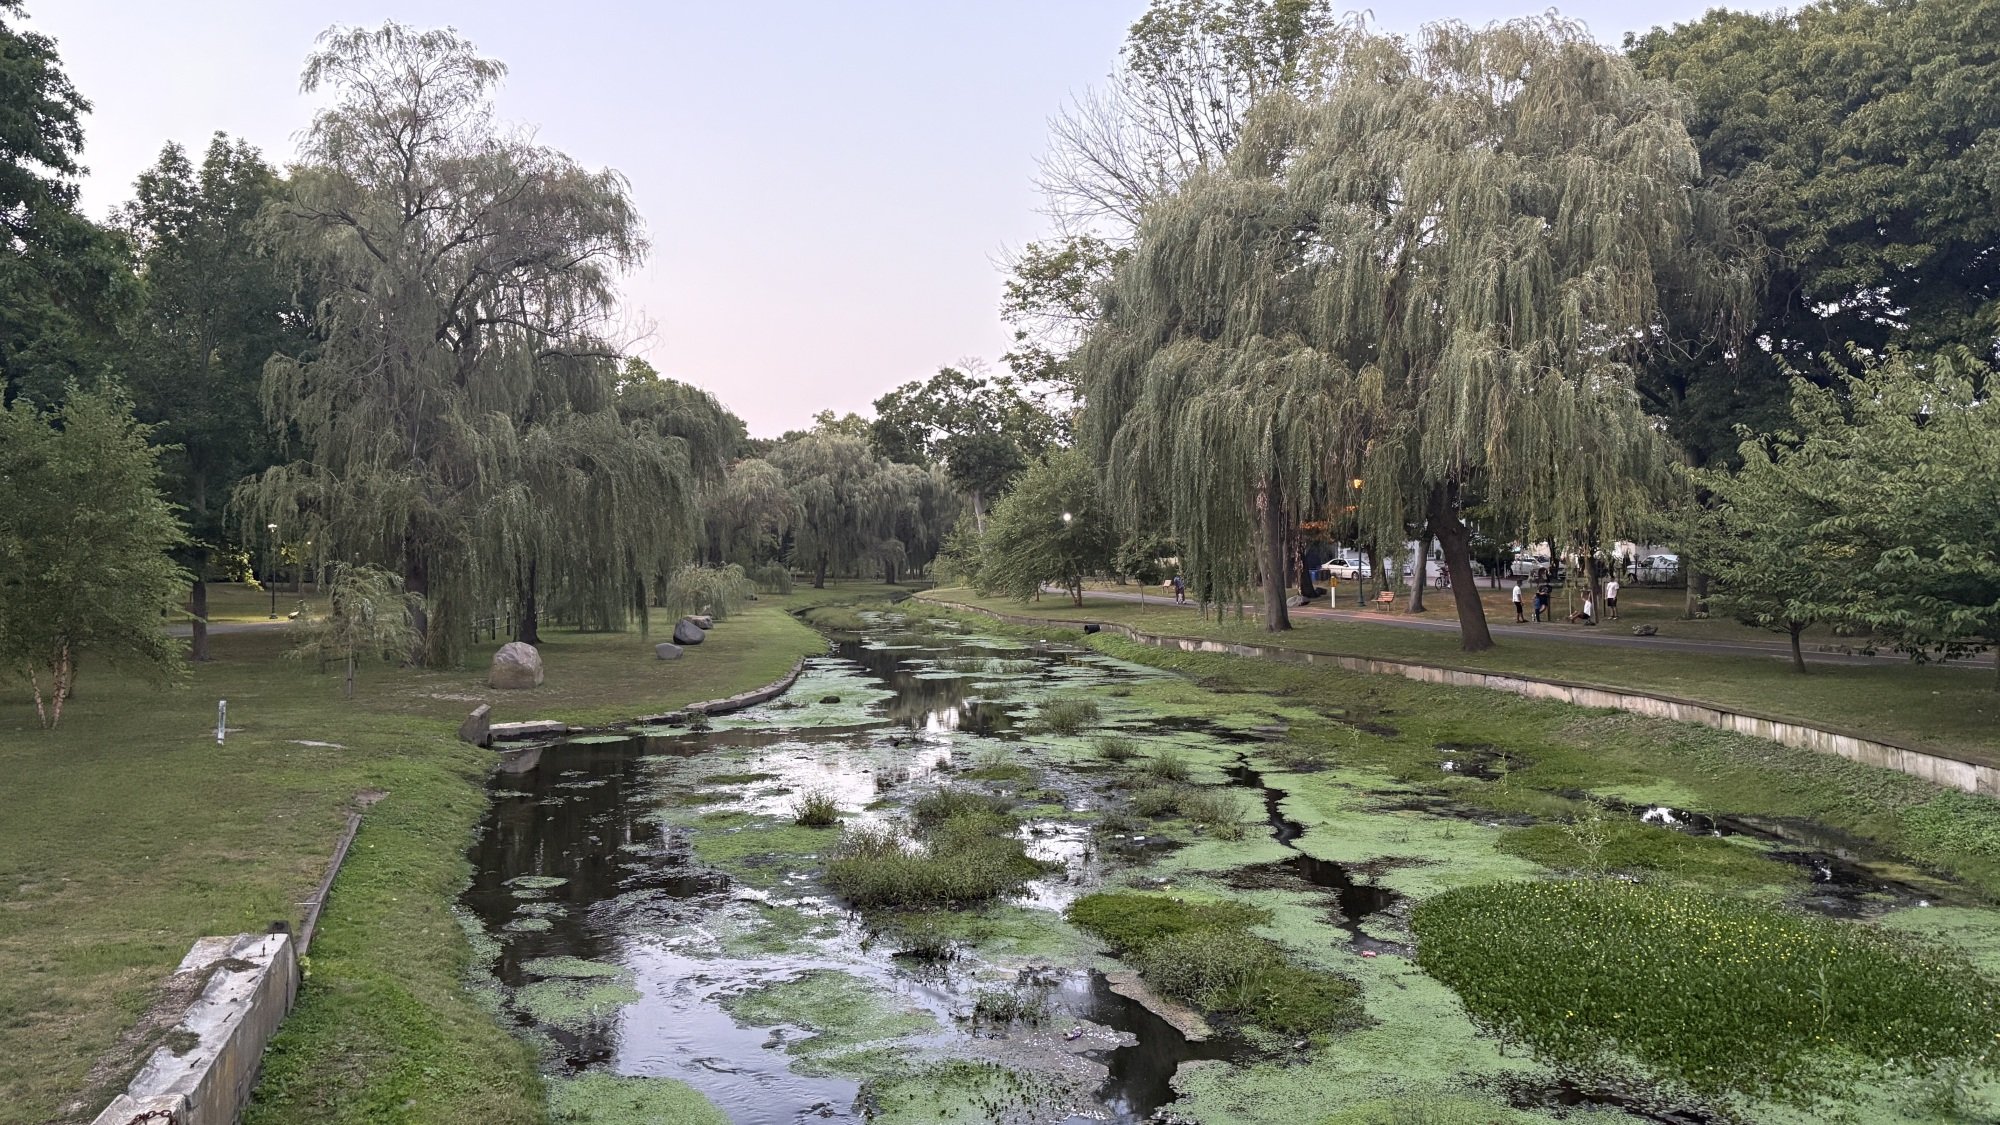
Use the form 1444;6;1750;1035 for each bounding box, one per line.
974;450;1117;605
0;1;129;406
0;389;188;726
1628;0;2000;464
287;564;423;697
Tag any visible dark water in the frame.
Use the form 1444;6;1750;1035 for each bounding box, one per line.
1222;756;1404;952
462;620;1229;1123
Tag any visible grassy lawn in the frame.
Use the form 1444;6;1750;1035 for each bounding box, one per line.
923;588;1999;763
0;584;898;1125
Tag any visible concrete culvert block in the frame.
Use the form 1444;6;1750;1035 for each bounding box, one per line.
673;619;706;645
458;703;492;745
486;642;543;689
654;643;684;661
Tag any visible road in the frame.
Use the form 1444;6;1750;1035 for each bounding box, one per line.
1055;586;1995;671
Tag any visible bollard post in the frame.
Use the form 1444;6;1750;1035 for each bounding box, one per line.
217;699;227;744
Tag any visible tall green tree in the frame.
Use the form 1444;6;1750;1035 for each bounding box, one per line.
769;429;880;589
0;390;187;727
242;23;665;666
0;0;128;406
120;134;301;660
870;366;1058;531
1628;0;2000;466
975;451;1119;606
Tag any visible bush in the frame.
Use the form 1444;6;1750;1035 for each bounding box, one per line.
962;747;1032;782
1066;892;1360;1035
1413;879;2000;1107
1038;697;1101;735
802;605;869;631
792;789;840;827
1141;750;1191;783
1177;787;1248;839
749;563;794;595
971;987;1050;1027
659;564;756;621
911;787;1012;828
1093;735;1140;762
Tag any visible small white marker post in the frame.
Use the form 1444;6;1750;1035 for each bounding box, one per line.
217;700;227;744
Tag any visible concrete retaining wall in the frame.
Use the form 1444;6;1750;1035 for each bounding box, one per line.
931;598;2000;796
90;933;297;1125
688;657;809;716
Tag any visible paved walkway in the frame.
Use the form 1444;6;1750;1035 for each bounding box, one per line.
1061;587;1994;671
165;619;291;638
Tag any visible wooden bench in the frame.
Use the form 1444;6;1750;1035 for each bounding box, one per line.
1375;590;1396;605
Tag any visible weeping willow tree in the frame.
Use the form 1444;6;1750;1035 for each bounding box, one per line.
1078;170;1366;630
1242;19;1746;649
769;430;880;589
1082;17;1745;647
704;457;796;566
239;24;663;666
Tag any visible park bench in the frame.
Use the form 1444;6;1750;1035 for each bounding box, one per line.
1375;590;1395;606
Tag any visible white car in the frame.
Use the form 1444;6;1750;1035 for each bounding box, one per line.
1636;553;1681;579
1510;555;1551;577
1320;557;1371;580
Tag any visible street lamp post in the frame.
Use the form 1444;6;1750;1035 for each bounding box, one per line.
267;522;279;619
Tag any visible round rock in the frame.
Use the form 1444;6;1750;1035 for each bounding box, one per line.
672;618;706;646
487;641;544;689
654;642;684;661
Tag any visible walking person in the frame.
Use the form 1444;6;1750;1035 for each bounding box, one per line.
1511;581;1525;622
1604;576;1620;621
1171;574;1186;605
1534;581;1551;623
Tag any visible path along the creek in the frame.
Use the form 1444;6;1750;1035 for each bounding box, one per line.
1053;586;1997;671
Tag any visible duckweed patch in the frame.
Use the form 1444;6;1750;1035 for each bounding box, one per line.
547;1073;728;1125
721;969;938;1057
515;975;642;1032
863;1059;1079;1125
1413;879;2000;1108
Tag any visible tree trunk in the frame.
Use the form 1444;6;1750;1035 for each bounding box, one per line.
1684;569;1708;618
1430;486;1493;652
1407;532;1433;613
515;557;541;645
972;490;988;536
884;559;898;584
189;577;211;663
814;555;828;590
1788;623;1808;674
344;651;357;698
1259;480;1291;632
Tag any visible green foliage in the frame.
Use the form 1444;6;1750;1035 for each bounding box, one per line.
792;789;840;828
770;428;956;585
801;605;869;632
1629;0;2000;464
1130;786;1182;817
1902;792;2000;862
826;791;1053;908
1067;891;1360;1034
1413;879;2000;1107
659;564;755;622
707;459;796;569
1093;735;1140;762
970;987;1050;1028
868;366;1059;505
1495;821;1795;886
748;563;793;595
1035;696;1101;735
548;1074;726;1125
0;390;187;727
286;566;424;698
1140;749;1190;783
974;451;1118;605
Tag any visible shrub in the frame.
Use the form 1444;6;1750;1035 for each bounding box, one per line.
792;789;840;827
802;605;869;631
962;747;1032;782
971;987;1050;1027
1094;735;1141;762
911;787;1012;828
1066;891;1360;1035
659;563;756;621
1412;879;2000;1107
1141;750;1191;783
749;563;794;595
1038;697;1101;735
1177;788;1248;839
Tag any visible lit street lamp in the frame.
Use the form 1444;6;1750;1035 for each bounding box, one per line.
266;522;279;619
1061;512;1073;524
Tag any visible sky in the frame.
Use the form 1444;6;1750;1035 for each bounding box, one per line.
32;0;1726;437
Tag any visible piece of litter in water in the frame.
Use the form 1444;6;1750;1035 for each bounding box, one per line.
1064;1027;1083;1041
1359;950;1378;958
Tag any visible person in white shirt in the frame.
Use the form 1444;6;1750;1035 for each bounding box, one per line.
1511;581;1525;622
1605;578;1621;620
1568;594;1595;625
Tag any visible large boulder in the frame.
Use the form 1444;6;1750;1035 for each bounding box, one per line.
487;642;544;689
688;614;715;630
654;642;684;661
673;618;706;646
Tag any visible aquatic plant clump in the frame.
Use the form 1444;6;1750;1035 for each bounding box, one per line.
826;797;1056;908
1038;697;1101;735
793;788;841;827
1067;892;1362;1035
1412;879;2000;1107
1094;735;1140;762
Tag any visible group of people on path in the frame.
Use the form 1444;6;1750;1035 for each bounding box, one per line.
1512;576;1618;626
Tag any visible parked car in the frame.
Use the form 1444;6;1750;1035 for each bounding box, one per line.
1510;555;1550;577
1636;553;1681;581
1320;555;1372;580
